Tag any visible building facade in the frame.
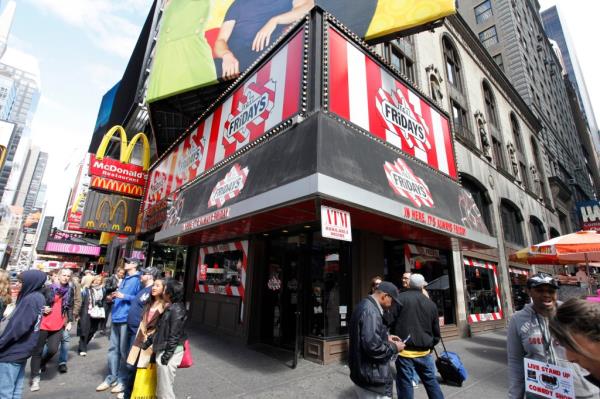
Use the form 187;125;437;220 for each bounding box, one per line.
541;5;600;156
456;0;596;231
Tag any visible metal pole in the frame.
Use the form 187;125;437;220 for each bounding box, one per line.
292;310;301;369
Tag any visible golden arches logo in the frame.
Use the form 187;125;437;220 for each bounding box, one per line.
86;197;133;232
0;145;7;169
95;125;150;171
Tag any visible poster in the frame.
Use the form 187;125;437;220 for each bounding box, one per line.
524;358;574;399
146;0;455;103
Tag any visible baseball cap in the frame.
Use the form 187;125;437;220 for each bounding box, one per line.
124;257;141;267
409;273;428;289
376;281;401;304
527;273;559;289
141;266;160;279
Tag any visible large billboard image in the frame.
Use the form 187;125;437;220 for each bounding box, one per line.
80;190;141;234
144;29;303;211
327;28;457;179
146;0;455;103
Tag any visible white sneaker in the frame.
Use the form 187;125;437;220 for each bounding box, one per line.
79;352;87;356
96;381;111;391
30;377;40;392
117;393;125;399
412;381;420;388
111;383;125;393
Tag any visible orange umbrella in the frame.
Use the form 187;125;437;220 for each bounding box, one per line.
530;230;600;263
508;246;560;265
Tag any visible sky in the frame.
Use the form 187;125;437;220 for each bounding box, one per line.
1;0;599;226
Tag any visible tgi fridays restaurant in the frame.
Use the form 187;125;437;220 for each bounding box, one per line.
141;13;498;364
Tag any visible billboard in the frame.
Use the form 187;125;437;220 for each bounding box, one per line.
45;242;102;256
80;190;141;234
146;1;455;103
327;28;457;179
23;207;43;233
143;30;303;212
65;156;90;232
578;200;600;231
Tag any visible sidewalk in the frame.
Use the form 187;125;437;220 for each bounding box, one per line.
22;329;509;399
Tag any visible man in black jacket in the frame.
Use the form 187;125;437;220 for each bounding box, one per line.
392;274;443;399
349;281;405;398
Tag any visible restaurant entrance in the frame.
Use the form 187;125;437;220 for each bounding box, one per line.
259;234;307;350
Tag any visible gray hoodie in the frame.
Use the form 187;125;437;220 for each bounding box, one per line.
507;303;599;398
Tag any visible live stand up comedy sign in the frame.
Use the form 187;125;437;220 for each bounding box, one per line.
524;358;575;399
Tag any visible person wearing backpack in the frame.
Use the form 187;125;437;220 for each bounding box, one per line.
391;274;443;399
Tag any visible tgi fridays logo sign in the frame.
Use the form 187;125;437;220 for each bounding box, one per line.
384;158;434;208
208;163;249;208
223;80;276;144
376;87;432;152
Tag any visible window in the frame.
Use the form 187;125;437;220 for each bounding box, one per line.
464;258;502;323
510;268;530;311
530;217;546;244
474;0;493;24
483;82;499;127
452;101;472;141
389;46;415;82
492;137;505;169
461;176;494;234
510;113;523;152
479;26;499;48
443;37;463;91
493;54;504;71
519;161;530;190
501;201;525;245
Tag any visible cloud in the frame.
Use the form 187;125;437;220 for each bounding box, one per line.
85;63;122;92
0;47;41;86
25;0;153;59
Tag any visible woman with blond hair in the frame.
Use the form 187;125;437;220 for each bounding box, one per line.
78;275;105;356
0;270;12;318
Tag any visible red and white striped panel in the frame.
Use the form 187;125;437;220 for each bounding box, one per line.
509;268;530;276
144;31;303;211
464;257;504;324
195;240;248;322
327;28;457;180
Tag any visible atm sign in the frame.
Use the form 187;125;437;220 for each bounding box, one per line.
321;206;352;242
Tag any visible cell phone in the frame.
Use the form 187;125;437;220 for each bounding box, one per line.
403;334;411;343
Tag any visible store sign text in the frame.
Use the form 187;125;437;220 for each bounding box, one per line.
403;207;466;236
321;206;352;242
182;208;231;232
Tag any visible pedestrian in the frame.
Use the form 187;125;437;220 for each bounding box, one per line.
29;268;75;392
153;279;187;399
0;270;46;399
392;273;443;399
77;274;105;356
398;271;422;388
56;271;81;373
123;276;166;399
102;267;125;335
121;266;161;399
96;259;141;394
507;273;599;398
349;281;405;398
549;298;600;388
369;276;383;294
0;269;12;317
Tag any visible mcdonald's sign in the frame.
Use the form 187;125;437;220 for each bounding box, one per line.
90;176;144;198
0;145;7;170
89;125;150;186
80;190;141;235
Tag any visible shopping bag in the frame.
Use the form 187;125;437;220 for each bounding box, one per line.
178;339;194;368
131;363;157;399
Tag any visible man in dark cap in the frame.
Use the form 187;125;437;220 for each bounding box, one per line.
97;258;141;394
392;273;442;399
349;281;405;398
507;273;598;398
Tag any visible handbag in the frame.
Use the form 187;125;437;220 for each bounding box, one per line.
178;339;193;368
131;363;157;399
89;306;106;319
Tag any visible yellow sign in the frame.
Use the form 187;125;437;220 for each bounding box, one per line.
95;125;151;171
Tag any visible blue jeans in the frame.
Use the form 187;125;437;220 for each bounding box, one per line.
395;354;444;399
0;362;26;399
105;322;129;386
58;328;70;365
122;329;137;399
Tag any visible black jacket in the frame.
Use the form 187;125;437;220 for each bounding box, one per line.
391;289;440;351
152;302;187;359
348;296;397;396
